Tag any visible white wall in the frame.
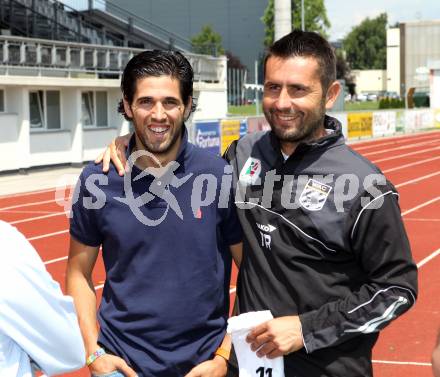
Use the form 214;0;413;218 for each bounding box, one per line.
29;130;73;166
107;89;130;136
82;88;130;161
404;20;440;93
193;82;228;121
4;87;30;170
0;84;128;172
352;70;387;94
0;77;227;172
82;128;120;161
430;68;440;108
387;28;401;94
0;113;20;171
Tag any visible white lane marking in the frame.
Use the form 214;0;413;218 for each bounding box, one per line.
404;218;440;222
12;161;438;224
401;197;440;216
10;211;69;225
37;193;440;264
0;199;57;211
44;256;68;265
383;156;440;173
0;210;62;214
351;131;440;151
27;229;69;241
36;180;440;268
395;171;440;188
372;145;440;163
372;359;431;366
363;138;440;157
417;248;440;269
0;187;58;199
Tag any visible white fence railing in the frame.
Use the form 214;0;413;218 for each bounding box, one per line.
0;35;226;83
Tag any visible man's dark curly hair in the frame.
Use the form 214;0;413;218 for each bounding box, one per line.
117;50;197;120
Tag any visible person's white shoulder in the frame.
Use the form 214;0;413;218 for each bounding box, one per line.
0;220;45;270
0;220;85;376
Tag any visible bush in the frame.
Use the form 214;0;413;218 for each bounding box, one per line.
379;98;390;109
379;97;404;109
413;92;430;108
394;98;405;108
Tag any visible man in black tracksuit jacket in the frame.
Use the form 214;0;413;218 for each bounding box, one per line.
101;31;418;377
225;30;417;377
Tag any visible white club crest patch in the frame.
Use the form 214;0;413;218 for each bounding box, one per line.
239;157;262;185
299;179;332;211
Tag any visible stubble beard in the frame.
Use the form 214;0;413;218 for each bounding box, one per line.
135;121;182;156
266;101;327;144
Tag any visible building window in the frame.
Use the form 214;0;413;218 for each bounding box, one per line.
82;91;94;126
82;91;108;127
0;90;4;112
30;91;44;128
29;90;61;129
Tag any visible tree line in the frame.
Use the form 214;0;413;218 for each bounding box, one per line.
190;1;388;82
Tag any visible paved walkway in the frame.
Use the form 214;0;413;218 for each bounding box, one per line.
0;166;83;196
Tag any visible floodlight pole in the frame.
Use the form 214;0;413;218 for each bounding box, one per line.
301;0;305;31
274;0;292;41
255;60;260;116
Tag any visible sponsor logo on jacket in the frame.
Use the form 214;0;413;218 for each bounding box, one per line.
299;179;332;211
239;157;262;185
256;222;276;250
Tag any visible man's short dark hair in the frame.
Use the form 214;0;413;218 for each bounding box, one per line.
118;50;196;120
264;30;336;92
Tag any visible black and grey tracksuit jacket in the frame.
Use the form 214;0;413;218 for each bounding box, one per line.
225;116;418;377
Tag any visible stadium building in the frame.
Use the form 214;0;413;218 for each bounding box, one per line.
387;19;440;103
0;0;227;172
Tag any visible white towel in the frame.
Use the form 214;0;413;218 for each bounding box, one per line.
227;311;285;377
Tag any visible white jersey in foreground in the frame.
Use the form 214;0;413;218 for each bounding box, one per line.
0;220;85;377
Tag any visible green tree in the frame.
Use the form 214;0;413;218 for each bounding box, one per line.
191;25;225;56
335;49;356;96
261;0;331;47
226;51;245;69
343;13;387;69
336;50;350;81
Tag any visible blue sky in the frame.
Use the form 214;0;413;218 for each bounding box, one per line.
326;0;440;40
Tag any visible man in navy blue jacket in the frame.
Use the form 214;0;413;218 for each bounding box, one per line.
67;50;242;377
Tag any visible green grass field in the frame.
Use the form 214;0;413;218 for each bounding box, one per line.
228;104;259;116
228;101;411;116
228;102;381;117
344;101;380;111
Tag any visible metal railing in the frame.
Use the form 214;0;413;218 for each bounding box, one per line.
1;0;124;45
90;0;193;51
1;0;223;56
0;35;226;83
59;0;219;54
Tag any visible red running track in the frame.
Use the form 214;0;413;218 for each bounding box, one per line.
1;130;439;377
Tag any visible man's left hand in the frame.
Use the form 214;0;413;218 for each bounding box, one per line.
184;355;228;377
246;316;304;358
